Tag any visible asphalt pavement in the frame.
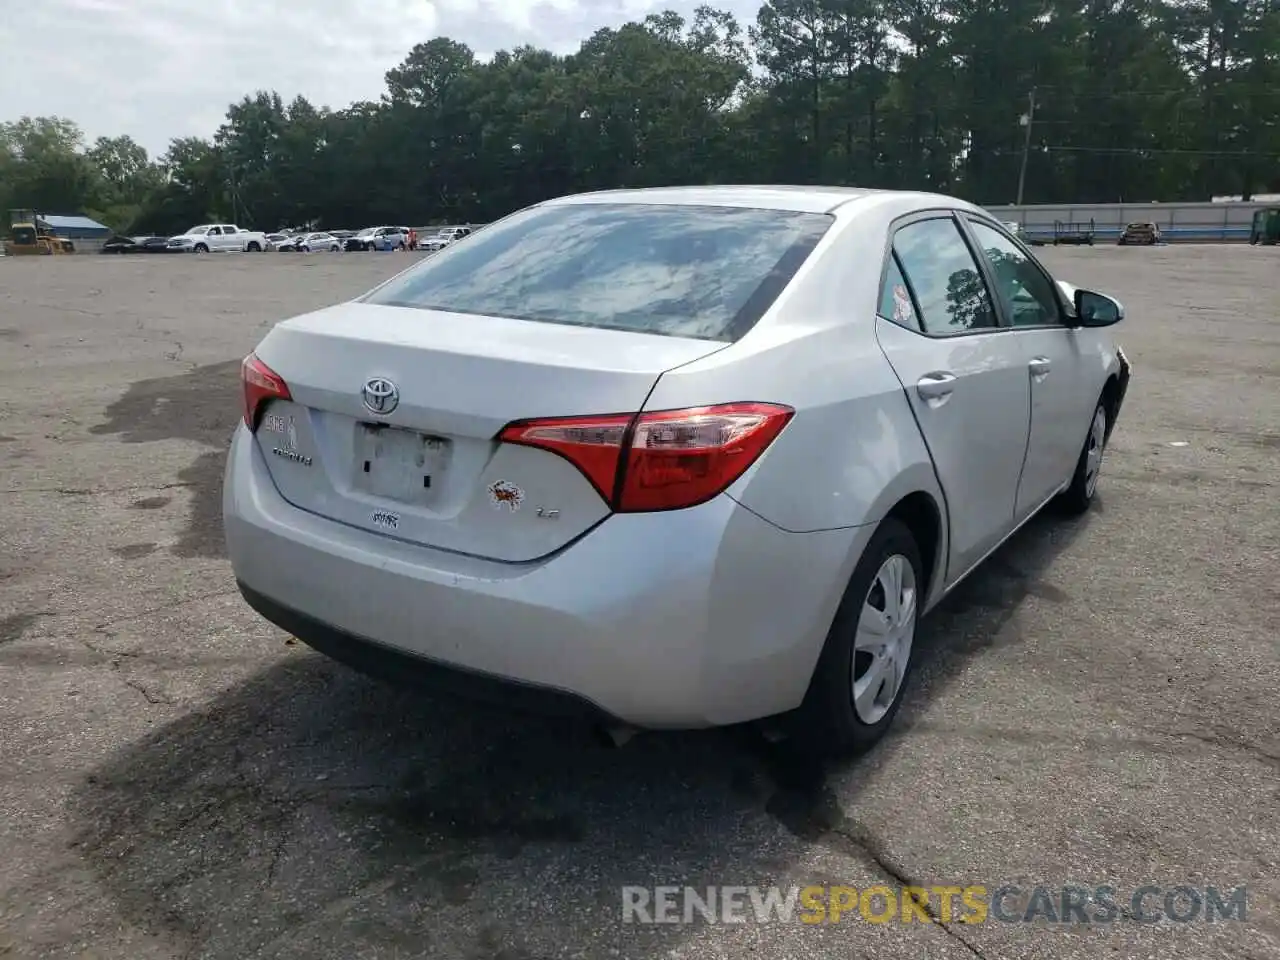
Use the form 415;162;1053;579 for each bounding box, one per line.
0;246;1277;959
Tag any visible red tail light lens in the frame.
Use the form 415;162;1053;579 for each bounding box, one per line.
498;402;794;512
241;353;291;429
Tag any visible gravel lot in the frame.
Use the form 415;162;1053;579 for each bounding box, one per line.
1;247;1277;960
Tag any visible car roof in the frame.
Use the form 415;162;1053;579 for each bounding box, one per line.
541;184;977;215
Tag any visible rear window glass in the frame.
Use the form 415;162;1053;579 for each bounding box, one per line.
363;202;832;342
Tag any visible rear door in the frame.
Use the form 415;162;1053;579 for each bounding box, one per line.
961;216;1094;519
219;225;238;251
874;213;1031;578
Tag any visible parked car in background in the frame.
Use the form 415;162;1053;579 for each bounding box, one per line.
168;224;268;253
422;226;472;252
278;232;342;252
224;185;1131;755
343;228;379;251
101;235;172;254
345;226;407;251
1118;222;1161;245
265;233;290;250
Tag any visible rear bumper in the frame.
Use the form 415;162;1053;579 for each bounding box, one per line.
237;581;620;722
223;426;866;728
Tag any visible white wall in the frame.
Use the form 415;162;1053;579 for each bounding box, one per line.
986;201;1267;242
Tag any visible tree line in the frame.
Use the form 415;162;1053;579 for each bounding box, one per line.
3;0;1278;236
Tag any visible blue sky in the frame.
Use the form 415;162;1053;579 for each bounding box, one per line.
1;0;763;158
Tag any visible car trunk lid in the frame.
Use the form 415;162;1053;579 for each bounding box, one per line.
250;302;727;561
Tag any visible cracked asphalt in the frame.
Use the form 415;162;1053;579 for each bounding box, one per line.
1;247;1277;960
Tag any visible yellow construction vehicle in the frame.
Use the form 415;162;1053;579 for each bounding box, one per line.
5;210;76;255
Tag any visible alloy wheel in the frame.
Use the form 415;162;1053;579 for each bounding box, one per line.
1084;406;1107;498
851;553;917;725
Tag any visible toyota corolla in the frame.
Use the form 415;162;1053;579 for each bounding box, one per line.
223;186;1130;754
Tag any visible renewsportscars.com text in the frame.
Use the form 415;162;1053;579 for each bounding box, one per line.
621;884;1248;925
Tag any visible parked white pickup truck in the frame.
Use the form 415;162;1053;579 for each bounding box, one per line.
167;224;268;253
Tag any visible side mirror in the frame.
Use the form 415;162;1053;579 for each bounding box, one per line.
1073;289;1124;327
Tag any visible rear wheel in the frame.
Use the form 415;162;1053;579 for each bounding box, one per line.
790;518;922;757
247;241;261;252
1058;401;1107;515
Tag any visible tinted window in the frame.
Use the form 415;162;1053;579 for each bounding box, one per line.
892;218;997;334
878;255;920;331
365;203;832;342
968;221;1062;327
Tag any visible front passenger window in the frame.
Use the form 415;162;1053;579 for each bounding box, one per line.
892;218;998;334
968;221;1062;327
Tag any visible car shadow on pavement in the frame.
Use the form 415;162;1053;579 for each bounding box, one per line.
64;500;1091;958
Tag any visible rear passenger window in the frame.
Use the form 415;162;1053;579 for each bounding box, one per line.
892;218;998;334
878;255;920;330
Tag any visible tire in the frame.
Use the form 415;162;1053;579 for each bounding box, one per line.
247;241;261;252
789;517;923;757
1057;400;1108;515
300;245;310;253
193;243;208;254
330;244;340;252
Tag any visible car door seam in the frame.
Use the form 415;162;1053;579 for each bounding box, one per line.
872;318;955;581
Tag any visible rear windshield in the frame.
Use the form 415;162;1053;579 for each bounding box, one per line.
363;202;832;342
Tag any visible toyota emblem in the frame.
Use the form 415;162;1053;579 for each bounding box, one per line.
361;377;399;415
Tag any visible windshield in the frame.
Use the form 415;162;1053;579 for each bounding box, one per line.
365;202;831;342
357;228;375;237
184;226;208;235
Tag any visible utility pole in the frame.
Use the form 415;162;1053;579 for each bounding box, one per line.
1016;88;1037;206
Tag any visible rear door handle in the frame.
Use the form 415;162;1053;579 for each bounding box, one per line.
1029;356;1052;379
916;372;957;403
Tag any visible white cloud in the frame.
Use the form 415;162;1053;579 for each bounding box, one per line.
1;0;761;159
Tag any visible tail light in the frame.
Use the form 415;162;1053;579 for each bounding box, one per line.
498;402;794;512
241;353;291;429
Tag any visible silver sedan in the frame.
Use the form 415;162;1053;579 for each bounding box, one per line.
223;185;1131;754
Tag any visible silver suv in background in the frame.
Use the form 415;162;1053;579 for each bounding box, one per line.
344;227;408;252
